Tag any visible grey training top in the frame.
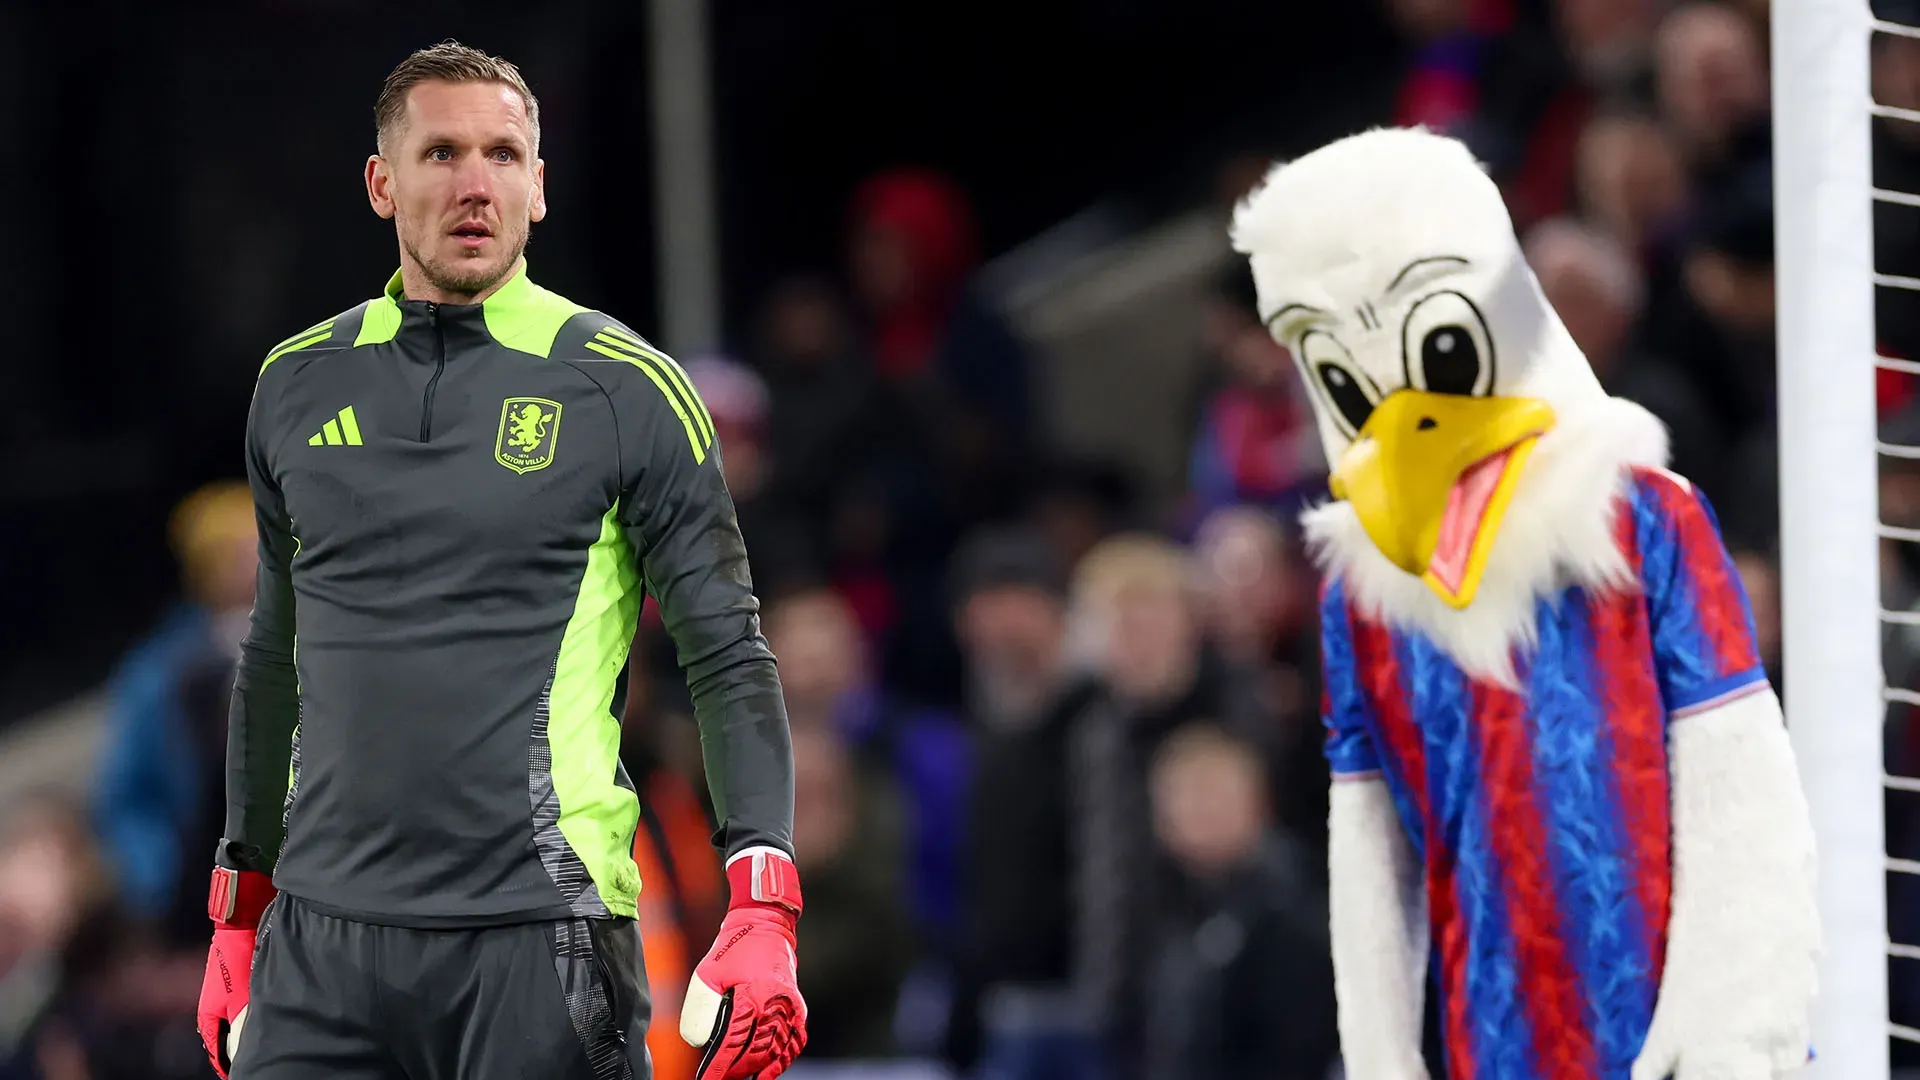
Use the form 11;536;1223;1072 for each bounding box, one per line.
220;263;794;927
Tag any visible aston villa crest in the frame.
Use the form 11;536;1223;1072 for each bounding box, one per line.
496;397;562;474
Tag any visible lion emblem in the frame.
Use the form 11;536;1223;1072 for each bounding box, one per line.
495;397;563;474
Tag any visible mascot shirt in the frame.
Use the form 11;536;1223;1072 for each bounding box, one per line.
1319;466;1767;1079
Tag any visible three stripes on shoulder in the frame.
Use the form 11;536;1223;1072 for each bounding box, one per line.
263;318;337;375
583;326;717;463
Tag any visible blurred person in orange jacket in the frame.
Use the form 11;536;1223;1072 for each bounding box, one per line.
629;766;726;1080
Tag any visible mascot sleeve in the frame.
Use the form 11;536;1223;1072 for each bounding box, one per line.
1628;470;1820;1080
1321;579;1432;1080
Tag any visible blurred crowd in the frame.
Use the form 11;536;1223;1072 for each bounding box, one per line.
7;0;1920;1077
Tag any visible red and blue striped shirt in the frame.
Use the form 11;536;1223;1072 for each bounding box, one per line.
1321;467;1768;1080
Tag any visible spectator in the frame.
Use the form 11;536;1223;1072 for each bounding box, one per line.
848;167;1039;528
681;353;819;601
1659;162;1781;547
1525;217;1725;494
850;168;984;384
1185;267;1325;525
1400;0;1595;232
789;725;916;1060
90;481;256;945
1552;0;1659;90
1189;507;1330;857
1027;459;1137;579
1654;2;1771;185
1386;0;1497;135
945;526;1104;1079
0;796;105;1076
0;794;203;1080
1142;725;1337;1080
1189;508;1311;699
761;589;969;950
1475;0;1665;230
1574;112;1691;261
748;276;919;583
1064;534;1273;1077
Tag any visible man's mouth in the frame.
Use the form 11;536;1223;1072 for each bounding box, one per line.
451;222;493;249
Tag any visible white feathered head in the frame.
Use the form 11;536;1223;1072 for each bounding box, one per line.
1231;127;1615;612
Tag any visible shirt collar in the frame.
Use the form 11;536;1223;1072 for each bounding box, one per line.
380;259;536;316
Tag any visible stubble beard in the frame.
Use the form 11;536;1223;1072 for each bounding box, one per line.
400;218;529;301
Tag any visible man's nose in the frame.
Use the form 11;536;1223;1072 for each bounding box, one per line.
454;153;494;202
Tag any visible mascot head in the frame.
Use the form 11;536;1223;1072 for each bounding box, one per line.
1231;127;1624;613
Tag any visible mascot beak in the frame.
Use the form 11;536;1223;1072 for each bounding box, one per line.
1329;391;1555;609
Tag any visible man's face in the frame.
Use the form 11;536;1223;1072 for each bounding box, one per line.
957;586;1067;678
366;80;545;300
1534;253;1632;370
1656;6;1768;154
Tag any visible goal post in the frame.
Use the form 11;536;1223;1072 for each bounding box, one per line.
1772;0;1887;1074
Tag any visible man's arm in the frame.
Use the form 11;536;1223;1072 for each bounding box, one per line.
219;386;301;874
594;333;806;1079
200;378;296;1079
610;353;794;861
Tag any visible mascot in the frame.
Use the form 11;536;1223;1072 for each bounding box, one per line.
1230;127;1819;1079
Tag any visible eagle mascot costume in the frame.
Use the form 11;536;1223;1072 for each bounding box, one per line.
1230;127;1820;1079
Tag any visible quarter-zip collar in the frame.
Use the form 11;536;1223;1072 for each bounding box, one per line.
376;260;542;354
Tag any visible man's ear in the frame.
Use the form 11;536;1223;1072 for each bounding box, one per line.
530;158;548;224
366;155;396;220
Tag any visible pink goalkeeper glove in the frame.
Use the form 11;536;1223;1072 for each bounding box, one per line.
197;867;275;1078
680;848;807;1080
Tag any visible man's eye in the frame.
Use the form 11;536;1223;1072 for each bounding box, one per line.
492;149;516;163
429;148;453;162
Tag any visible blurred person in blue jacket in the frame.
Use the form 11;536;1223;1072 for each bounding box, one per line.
90;482;257;945
761;589;968;951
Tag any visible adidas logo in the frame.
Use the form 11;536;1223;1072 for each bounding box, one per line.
307;406;364;446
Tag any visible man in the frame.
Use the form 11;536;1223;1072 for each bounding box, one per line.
195;43;806;1080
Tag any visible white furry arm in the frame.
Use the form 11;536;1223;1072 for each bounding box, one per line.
1329;776;1431;1080
1630;690;1820;1080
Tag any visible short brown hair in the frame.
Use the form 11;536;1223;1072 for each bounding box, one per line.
374;41;541;156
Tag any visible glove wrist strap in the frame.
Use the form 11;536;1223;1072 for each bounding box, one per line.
725;846;803;917
209;866;277;929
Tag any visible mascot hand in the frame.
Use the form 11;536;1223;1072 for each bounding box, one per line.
1630;987;1811;1080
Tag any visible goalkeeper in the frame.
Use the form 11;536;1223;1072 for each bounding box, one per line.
196;42;805;1080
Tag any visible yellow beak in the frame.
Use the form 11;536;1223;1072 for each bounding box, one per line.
1328;391;1555;609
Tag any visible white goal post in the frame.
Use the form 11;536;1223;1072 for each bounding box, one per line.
1773;0;1888;1075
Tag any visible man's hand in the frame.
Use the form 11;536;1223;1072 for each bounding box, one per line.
198;867;275;1079
681;849;807;1080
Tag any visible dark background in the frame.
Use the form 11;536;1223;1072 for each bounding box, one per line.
0;0;1396;726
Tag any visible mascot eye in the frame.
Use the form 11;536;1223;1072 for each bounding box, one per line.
1300;330;1375;435
1402;291;1494;397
